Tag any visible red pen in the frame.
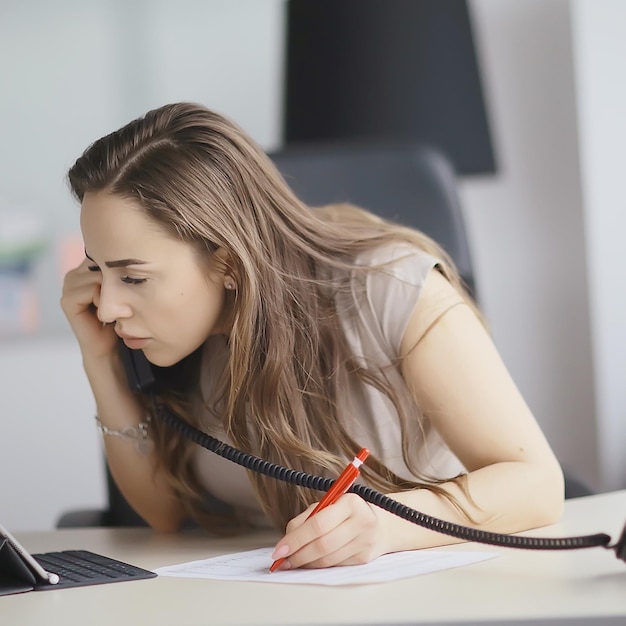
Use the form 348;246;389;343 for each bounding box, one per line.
269;447;370;572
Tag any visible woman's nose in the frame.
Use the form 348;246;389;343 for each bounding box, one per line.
96;281;132;324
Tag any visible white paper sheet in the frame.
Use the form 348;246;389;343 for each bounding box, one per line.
154;547;496;585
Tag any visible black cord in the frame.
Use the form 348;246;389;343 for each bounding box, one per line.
156;403;624;557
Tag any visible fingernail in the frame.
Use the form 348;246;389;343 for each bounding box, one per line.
272;545;289;560
278;560;292;571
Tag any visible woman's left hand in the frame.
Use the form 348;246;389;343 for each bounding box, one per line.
271;493;388;569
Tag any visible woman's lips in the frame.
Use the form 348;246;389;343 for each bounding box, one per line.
117;333;150;350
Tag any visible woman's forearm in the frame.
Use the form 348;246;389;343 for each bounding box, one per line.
376;459;564;553
83;353;186;532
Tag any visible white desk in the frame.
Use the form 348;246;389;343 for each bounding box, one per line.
3;490;626;626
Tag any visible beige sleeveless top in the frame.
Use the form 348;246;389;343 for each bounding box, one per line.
192;244;465;526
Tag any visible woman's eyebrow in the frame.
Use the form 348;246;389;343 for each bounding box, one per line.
84;251;147;268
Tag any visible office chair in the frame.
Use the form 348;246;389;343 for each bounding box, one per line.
271;141;477;298
56;141;591;529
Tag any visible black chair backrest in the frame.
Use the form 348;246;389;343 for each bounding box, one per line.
268;141;476;297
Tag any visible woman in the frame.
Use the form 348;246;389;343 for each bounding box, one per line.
61;102;564;570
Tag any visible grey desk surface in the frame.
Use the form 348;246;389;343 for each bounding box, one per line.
4;490;626;626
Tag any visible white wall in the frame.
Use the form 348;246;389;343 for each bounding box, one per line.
0;337;103;531
462;0;626;493
2;0;623;532
460;0;600;488
570;0;626;490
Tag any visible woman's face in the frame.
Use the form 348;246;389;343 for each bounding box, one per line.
80;191;229;367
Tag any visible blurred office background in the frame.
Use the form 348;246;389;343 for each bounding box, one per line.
1;0;624;531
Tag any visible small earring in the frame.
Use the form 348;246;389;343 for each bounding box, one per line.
225;279;236;291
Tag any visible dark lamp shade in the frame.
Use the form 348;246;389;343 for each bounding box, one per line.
283;0;497;175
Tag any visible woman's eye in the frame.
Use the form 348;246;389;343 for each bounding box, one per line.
121;276;147;285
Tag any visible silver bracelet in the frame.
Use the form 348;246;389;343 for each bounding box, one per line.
94;414;152;454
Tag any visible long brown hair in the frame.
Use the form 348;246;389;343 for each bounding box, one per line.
68;102;479;531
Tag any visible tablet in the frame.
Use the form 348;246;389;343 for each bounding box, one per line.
0;521;157;594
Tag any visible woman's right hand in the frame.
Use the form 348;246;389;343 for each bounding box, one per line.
60;258;118;358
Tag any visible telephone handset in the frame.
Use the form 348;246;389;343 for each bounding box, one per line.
119;342;155;393
119;344;626;563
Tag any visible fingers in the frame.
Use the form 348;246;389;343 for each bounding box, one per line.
60;259;118;355
60;259;101;315
272;494;382;570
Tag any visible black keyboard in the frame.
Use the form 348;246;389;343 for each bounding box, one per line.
31;550;157;590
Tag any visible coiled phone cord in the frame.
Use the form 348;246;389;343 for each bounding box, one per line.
156;402;625;559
